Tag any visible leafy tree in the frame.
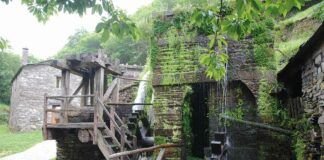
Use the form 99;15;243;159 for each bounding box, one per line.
0;37;10;52
187;0;308;80
55;30;147;65
0;51;21;104
55;30;102;58
0;0;138;41
101;35;148;65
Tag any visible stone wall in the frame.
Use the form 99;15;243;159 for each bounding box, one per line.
153;85;188;159
9;63;142;131
152;33;261;159
153;37;260;97
301;42;324;158
9;65;81;131
116;85;138;118
52;129;105;160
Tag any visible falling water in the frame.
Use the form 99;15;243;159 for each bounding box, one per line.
132;72;149;113
131;71;155;146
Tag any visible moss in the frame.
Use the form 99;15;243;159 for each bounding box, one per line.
251;18;276;70
155;136;168;145
182;86;193;155
257;79;279;123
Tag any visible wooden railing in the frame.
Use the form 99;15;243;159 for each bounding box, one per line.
43;94;95;139
107;143;182;159
95;98;135;148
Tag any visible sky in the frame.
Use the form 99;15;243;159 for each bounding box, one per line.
0;0;152;59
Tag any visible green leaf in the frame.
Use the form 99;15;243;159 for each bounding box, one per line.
101;29;110;42
208;36;215;49
250;0;262;11
95;22;105;33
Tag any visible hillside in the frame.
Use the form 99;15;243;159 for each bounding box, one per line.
275;1;324;71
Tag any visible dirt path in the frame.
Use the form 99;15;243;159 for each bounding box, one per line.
0;140;56;160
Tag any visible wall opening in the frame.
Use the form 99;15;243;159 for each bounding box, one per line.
190;83;210;158
56;76;62;88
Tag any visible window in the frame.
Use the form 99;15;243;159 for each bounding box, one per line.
56;76;62;88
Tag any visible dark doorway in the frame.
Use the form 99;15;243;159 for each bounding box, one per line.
190;83;210;158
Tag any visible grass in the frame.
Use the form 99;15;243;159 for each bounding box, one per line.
274;1;323;71
0;125;43;158
0;103;9;124
277;1;324;28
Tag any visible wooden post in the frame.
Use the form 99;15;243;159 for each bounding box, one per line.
81;75;89;107
90;72;95;105
43;93;48;140
121;126;125;160
110;78;119;138
95;68;104;117
61;70;70;123
93;67;104;144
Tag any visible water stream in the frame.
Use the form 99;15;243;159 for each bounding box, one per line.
131;71;154;146
132;72;149;113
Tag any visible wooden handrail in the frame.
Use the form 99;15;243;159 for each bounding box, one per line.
105;103;153;106
46;95;94;99
97;98;133;149
113;75;151;82
108;144;182;159
97;116;122;148
45;108;94;113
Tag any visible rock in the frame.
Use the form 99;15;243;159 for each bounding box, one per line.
315;55;322;67
321;63;324;72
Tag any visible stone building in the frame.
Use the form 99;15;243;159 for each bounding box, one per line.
278;22;324;159
9;52;143;132
9;62;81;131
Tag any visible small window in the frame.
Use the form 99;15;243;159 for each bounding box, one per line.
56;76;62;88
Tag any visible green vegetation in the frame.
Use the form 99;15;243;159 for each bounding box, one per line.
257;79;280;123
182;86;193;156
1;0;138;41
0;103;9;124
55;30;101;59
277;1;324;27
275;1;324;70
0;51;21;104
0;125;42;157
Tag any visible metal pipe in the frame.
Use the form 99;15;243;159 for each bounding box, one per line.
220;115;292;134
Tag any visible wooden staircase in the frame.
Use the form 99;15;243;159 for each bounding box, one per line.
94;94;138;160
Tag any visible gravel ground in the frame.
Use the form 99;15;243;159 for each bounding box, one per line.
0;140;56;160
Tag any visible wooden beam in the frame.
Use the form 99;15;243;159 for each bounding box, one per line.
43;94;48;140
105;103;153;106
61;70;70;123
81;76;89;107
156;148;166;160
48;60;83;76
46;122;105;128
108;144;182;159
46;95;94;99
90;71;94;105
103;78;117;102
46;108;94;113
68;79;84;103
